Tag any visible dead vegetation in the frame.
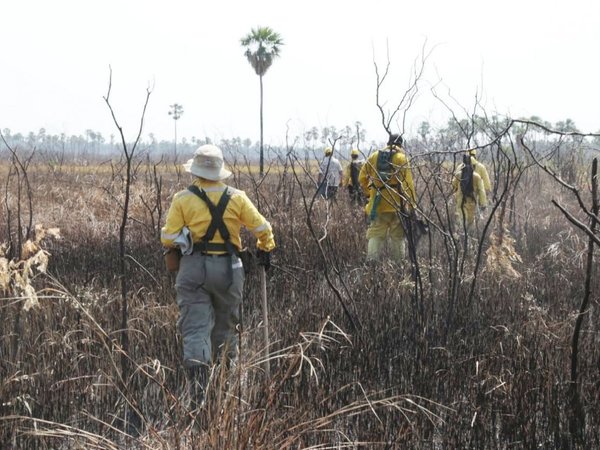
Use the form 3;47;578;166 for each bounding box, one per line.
1;124;599;449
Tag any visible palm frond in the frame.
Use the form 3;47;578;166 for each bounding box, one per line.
240;26;283;76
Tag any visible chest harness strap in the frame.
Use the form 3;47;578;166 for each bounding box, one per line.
188;185;240;286
188;185;238;256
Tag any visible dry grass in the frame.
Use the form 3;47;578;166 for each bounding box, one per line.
1;154;599;449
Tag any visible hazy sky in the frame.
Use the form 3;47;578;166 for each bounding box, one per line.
2;0;599;146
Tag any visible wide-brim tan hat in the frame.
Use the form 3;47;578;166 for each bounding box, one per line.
183;144;232;181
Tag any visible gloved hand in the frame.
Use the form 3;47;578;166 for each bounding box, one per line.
256;249;271;271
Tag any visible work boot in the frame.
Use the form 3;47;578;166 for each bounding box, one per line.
186;365;209;410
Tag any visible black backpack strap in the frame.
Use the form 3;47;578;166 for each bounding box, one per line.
188;185;237;255
350;161;360;186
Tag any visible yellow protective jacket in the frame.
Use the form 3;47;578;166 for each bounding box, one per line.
358;146;417;216
471;157;491;192
161;179;275;253
342;160;365;187
452;165;487;208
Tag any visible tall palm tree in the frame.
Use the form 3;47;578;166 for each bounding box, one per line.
240;26;283;176
168;103;184;156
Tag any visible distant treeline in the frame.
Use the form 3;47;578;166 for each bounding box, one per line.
1;115;598;164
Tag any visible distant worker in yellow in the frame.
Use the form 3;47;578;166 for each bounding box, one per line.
359;134;416;263
468;149;492;193
452;154;487;227
343;148;365;204
161;144;275;408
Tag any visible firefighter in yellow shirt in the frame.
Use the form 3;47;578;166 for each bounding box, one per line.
161;144;275;408
452;154;488;227
359;134;416;263
343;148;365;204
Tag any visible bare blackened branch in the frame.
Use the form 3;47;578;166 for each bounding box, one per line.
520;136;596;223
514;119;600;139
288;147;361;331
374;39;432;137
552;200;600;247
102;67;153;406
569;159;598;440
0;133;36;248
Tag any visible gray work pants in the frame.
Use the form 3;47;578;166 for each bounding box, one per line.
175;252;244;368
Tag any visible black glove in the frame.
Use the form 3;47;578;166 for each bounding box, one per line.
256;249;271;271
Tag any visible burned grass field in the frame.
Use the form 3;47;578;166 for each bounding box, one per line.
1;139;600;449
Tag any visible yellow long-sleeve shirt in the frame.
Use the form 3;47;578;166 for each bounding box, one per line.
358;146;416;215
471;157;492;192
342;159;365;186
161;179;275;253
452;165;487;208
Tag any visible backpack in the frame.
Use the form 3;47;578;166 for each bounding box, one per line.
369;150;397;221
349;160;361;186
460;155;475;198
375;150;395;184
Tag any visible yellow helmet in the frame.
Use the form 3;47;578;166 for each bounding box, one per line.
324;147;333;156
350;148;360;157
468;148;477;157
